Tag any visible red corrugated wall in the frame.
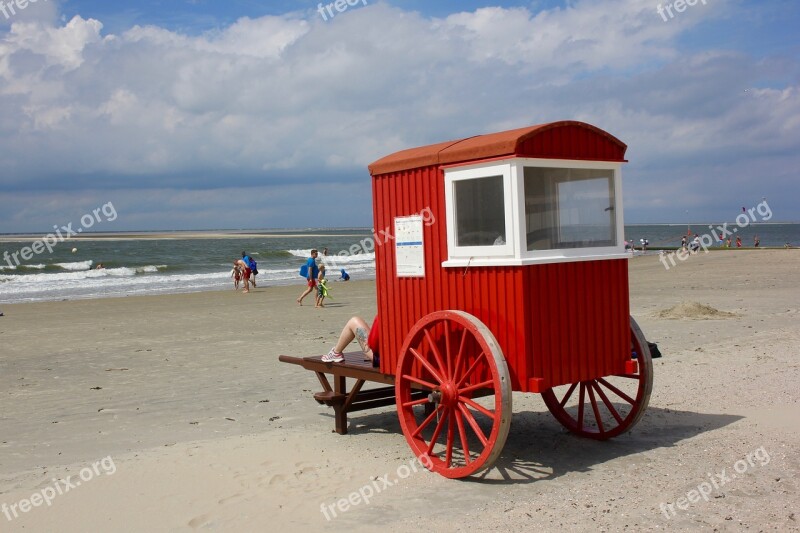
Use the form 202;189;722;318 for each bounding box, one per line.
371;123;630;392
524;259;630;388
518;124;626;161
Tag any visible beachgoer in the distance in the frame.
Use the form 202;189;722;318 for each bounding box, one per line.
736;236;742;248
231;262;242;290
690;234;700;253
296;249;319;305
726;237;732;248
236;258;251;293
95;263;105;269
322;247;329;256
754;235;760;247
681;236;687;251
315;265;327;308
241;251;257;288
322;316;380;367
339;268;350;281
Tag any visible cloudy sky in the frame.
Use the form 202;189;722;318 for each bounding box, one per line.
0;0;797;232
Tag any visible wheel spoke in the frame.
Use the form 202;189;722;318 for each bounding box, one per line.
412;406;441;438
445;414;455;468
458;403;488;446
591;380;624;425
458;379;493;396
460;396;494;419
423;329;448;382
587;382;605;436
402;373;438;390
577;383;586;430
559;382;579;408
455;351;487;388
455;409;471;465
452;328;469;384
444;320;453;379
596;377;636;405
426;408;450;456
410;347;444;384
402;397;432;408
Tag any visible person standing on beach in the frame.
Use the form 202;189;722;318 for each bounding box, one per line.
242;251;257;288
315;264;327;308
754;235;760;247
236;258;251;293
231;262;242;290
736;236;742;248
296;249;319;305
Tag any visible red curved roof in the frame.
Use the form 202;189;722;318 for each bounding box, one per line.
369;121;627;175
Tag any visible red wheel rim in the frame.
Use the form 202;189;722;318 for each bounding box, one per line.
541;317;653;440
396;311;511;478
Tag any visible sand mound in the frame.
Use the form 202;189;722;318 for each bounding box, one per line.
655;301;740;320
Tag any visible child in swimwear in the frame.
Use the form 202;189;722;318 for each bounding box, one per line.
231;262;241;290
315;265;327;308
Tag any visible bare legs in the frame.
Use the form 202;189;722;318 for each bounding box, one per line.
334;317;374;361
296;284;314;305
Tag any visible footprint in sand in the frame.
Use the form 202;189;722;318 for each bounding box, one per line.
217;492;245;505
188;513;213;529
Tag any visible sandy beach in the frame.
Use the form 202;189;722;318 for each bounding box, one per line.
1;250;798;531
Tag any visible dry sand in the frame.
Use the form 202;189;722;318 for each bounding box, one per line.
0;250;798;531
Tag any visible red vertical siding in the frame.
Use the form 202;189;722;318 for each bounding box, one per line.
522;259;630;388
517;124;625;161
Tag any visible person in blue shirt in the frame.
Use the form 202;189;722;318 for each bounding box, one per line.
241;251;257;289
296;249;319;305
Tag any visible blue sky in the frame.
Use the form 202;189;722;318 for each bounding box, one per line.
0;0;798;231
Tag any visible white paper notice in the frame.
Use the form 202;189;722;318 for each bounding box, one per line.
394;215;425;277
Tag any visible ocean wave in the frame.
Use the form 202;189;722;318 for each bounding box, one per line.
136;265;168;273
287;249;375;265
0;265;16;271
55;260;94;271
320;253;375;266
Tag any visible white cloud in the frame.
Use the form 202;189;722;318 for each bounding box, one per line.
0;0;797;230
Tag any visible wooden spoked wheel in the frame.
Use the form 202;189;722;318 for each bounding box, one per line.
541;316;653;440
395;311;512;479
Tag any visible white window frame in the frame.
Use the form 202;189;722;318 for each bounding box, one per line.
443;161;517;262
442;157;627;268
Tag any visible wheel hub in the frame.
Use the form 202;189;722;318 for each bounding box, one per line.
438;382;458;408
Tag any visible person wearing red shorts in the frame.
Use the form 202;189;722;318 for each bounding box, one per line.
236;258;251;293
296;249;319;305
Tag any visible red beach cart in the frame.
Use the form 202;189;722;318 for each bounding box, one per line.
280;121;654;479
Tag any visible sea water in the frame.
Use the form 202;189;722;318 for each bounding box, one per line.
0;224;797;304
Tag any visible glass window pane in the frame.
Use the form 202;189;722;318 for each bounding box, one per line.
454;175;506;247
524;167;616;250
